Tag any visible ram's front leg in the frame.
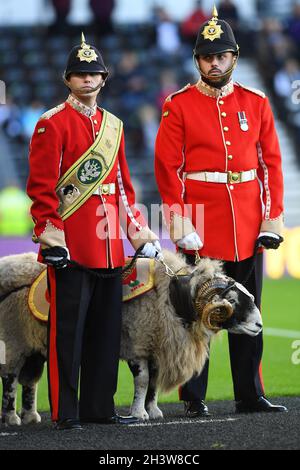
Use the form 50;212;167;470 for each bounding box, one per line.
21;384;41;424
145;360;163;419
128;359;149;420
1;374;21;425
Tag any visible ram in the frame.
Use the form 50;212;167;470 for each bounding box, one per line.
0;250;262;424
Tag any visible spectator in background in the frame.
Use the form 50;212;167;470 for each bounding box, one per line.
49;0;71;34
137;104;159;155
274;58;300;100
156;69;179;110
114;51;141;93
218;0;255;55
89;0;115;37
181;1;208;44
218;0;239;30
113;51;147;114
153;7;181;55
21;101;46;142
257;18;295;88
286;3;300;52
0;183;32;236
0;97;23;142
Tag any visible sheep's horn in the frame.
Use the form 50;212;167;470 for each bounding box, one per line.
201;300;233;331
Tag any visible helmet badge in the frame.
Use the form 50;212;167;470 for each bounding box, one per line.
201;5;224;42
77;33;98;63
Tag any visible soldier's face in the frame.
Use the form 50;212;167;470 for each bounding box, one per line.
67;72;104;96
198;52;235;82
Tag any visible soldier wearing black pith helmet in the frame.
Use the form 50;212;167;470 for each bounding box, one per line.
155;7;287;417
27;33;161;430
193;5;239;87
63;33;109;83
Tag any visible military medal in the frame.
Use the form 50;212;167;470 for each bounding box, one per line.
238;111;249;131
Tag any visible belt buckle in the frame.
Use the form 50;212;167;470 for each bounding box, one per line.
101;184;110;195
228;171;241;184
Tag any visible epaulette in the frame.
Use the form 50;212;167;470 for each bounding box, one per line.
165;84;191;102
235;82;265;98
39;103;66;120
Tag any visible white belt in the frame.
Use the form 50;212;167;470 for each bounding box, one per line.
185;169;257;184
92;183;116;195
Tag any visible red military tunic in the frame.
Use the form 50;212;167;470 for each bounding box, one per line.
155;79;284;261
27;94;155;268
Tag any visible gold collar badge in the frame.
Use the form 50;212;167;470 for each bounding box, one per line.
201;6;224;42
77;33;98;63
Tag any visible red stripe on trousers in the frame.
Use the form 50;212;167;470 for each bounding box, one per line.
259;362;265;393
258;304;265;394
48;267;59;421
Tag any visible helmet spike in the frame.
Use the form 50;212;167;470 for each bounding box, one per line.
81;32;86;47
212;5;218;19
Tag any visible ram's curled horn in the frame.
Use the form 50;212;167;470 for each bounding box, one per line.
201;299;233;331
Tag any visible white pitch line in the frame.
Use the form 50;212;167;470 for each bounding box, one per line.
129;418;238;427
0;432;18;437
264;327;300;339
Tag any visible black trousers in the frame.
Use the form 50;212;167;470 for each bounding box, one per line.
47;266;122;422
179;253;265;403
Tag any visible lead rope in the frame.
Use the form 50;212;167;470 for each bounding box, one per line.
67;244;146;280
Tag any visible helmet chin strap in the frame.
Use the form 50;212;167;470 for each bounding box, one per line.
62;77;105;95
194;51;239;87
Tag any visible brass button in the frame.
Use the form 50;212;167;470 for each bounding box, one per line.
228;155;233;160
226;141;231;146
94;120;98;124
229;185;234;190
96;131;99;135
219;100;224;105
221;112;227;117
224;127;229;131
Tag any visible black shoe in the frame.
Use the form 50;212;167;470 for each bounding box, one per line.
184;400;210;418
81;414;139;425
106;414;140;425
236;396;288;413
55;418;83;430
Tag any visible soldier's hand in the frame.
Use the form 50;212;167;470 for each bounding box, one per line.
257;232;284;250
176;232;203;251
41;246;70;268
141;240;163;260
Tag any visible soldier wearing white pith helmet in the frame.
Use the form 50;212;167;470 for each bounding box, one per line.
155;7;287;416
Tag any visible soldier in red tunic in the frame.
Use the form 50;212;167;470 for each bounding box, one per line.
155;8;287;415
27;34;161;429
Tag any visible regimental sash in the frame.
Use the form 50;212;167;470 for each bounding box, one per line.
56;109;123;221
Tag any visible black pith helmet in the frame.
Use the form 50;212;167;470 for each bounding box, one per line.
63;33;109;81
193;5;239;57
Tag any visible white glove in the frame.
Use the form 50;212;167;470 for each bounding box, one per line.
176;232;203;250
141;240;163;260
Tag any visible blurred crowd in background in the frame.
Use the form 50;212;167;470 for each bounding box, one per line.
1;0;300;236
